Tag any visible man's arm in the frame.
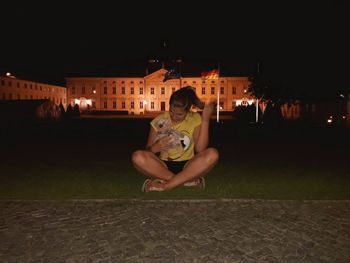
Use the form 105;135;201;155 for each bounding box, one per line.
146;126;174;154
194;102;214;153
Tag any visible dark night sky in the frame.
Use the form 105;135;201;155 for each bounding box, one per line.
0;1;349;95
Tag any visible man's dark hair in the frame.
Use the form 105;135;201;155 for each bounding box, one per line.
169;86;204;111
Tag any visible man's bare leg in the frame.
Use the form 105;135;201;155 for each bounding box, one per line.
163;147;219;190
131;150;174;181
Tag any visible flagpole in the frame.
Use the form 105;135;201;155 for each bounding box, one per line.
256;98;259;123
217;89;220;123
216;61;220;123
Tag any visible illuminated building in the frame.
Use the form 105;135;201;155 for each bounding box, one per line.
65;69;256;115
0;73;67;108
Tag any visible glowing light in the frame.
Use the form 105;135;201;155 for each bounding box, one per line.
5;72;15;78
143;100;148;105
93;90;96;94
327;116;333;123
235;99;255;106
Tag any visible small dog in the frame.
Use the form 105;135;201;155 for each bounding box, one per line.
154;118;185;159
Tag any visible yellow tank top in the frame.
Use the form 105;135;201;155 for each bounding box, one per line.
151;111;202;161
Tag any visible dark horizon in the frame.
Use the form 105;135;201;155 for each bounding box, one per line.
1;1;349;95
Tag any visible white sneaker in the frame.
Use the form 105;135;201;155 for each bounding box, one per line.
184;177;205;189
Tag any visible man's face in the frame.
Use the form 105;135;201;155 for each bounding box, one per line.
169;106;187;123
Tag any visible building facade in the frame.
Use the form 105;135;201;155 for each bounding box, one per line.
1;70;304;121
0;74;67;108
65;69;257;115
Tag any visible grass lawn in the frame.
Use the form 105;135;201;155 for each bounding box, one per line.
0;118;349;200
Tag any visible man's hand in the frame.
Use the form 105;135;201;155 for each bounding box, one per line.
149;136;175;153
202;101;215;122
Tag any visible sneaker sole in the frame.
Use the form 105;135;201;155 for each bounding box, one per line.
199;177;205;189
141;179;152;192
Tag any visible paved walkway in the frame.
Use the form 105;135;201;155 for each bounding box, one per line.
0;199;349;263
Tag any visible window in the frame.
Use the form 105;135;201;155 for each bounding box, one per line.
161;87;165;95
151;101;154;109
131;101;134;109
113;101;117;108
151;87;154;95
172;87;175;93
122;87;125;94
122;101;126;108
131;87;134;94
220;87;224;94
104;87;107;94
113;87;116;94
201;87;206;95
104;101;107;108
140;87;143;95
232;86;236;95
140;101;144;109
211;87;215;95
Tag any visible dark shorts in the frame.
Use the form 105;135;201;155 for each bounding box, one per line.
163;160;188;174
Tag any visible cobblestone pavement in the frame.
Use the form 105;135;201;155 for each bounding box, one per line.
0;199;349;263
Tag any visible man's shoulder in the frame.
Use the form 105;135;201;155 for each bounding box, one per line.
188;111;201;120
152;112;169;121
151;112;170;126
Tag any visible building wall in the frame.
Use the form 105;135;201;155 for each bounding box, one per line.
65;69;253;114
0;76;67;109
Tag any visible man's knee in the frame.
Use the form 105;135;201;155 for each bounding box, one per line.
131;150;150;166
205;147;219;164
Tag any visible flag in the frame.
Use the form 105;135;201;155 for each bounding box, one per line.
201;69;219;80
163;69;181;82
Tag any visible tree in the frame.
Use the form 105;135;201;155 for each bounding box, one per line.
65;104;74;119
73;104;80;117
248;72;296;125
